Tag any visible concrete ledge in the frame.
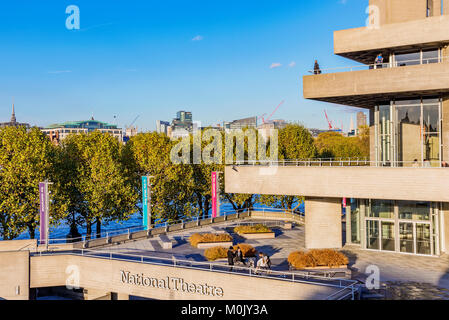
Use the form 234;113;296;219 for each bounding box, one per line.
238;233;275;240
197;242;233;249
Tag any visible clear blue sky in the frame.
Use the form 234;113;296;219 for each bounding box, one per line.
0;0;369;131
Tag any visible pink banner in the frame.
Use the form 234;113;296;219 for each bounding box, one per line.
39;182;47;245
342;197;347;208
211;172;217;218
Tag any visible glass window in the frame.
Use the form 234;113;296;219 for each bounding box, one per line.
350;199;361;244
395;52;420;67
378;105;392;165
398;201;431;221
396;104;421;166
381;222;395;251
366;220;379;250
416;224;431;255
368;200;394;219
422;49;439;64
400;223;414;253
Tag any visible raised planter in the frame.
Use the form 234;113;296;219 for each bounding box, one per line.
238;232;275;240
197;241;233;249
299;265;348;270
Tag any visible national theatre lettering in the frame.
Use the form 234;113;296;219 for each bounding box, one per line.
120;270;224;297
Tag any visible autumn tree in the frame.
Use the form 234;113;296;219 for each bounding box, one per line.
259;124;316;210
315;131;368;159
0;126;67;240
128;132;196;224
60;131;137;239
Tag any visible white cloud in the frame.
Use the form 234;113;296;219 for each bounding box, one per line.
269;63;282;69
47;70;72;74
192;35;204;41
289;61;296;68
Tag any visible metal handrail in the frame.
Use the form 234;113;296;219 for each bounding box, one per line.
308;56;447;74
38;208;304;245
234;158;446;168
35;248;357;293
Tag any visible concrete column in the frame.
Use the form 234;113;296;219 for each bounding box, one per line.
442;202;449;254
442;96;449;162
305;197;342;250
444;0;449;15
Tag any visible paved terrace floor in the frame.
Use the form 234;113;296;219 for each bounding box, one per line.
99;219;449;298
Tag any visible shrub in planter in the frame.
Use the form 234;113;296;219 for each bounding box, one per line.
288;251;317;269
204;244;256;261
204;246;229;261
189;233;233;248
309;249;349;267
288;249;348;269
234;224;272;234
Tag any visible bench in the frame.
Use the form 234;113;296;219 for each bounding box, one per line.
158;234;174;249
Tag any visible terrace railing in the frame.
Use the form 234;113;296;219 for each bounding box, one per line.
34;248;359;300
308;56;448;75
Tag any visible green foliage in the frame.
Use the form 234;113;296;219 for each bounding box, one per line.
234;224;272;234
60;131;137;238
315;131;369;159
0;127;66;240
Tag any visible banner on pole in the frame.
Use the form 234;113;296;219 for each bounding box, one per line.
39;182;47;245
211;172;218;218
142;176;149;228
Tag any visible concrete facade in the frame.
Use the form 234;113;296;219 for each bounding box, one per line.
305;198;342;249
0;251;29;300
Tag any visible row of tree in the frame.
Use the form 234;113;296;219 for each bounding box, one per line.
0;124;369;240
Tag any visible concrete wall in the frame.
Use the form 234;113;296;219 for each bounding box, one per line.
334;14;449;57
370;0;429;25
0;251;29;300
29;255;339;300
225;166;449;202
305;198;342;249
0;239;36;252
303;62;449;106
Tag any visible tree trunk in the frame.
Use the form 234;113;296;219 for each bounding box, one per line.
28;224;35;240
86;221;92;240
96;218;101;239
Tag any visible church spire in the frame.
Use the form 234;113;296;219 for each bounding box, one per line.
11;98;16;123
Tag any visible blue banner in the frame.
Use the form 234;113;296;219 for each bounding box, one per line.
142;176;148;228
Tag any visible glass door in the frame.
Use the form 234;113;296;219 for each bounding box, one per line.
416;224;431;255
381;222;395;251
399;222;414;253
366;220;380;250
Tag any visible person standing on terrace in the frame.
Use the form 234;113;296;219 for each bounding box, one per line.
313;60;322;74
375;53;384;69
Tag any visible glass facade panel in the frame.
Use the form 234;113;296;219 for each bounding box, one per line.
381;222;395;251
378;105;392;165
416;224;431;255
366;220;379;250
398;201;431;221
422;49;439;64
395;52;421;66
399;223;414;253
368;200;394;218
350;199;361;244
396;104;421;166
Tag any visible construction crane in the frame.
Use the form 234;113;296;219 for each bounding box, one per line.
260;100;285;124
324;110;333;130
126;115;140;130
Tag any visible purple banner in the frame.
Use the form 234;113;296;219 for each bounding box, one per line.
211;172;217;218
39;182;47;245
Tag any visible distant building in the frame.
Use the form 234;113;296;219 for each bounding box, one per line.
123;126;138;143
156;120;170;135
357;112;367;129
257;120;287;140
42;117;122;145
224;116;258;131
0;103;30;129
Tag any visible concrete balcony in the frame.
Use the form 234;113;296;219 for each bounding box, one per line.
334;15;449;64
225;165;449;202
303;62;449;108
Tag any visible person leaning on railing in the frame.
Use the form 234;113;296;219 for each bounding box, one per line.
313;60;322;74
374;53;384;69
